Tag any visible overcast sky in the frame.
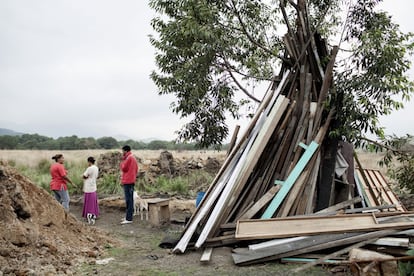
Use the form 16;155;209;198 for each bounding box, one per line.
0;1;413;142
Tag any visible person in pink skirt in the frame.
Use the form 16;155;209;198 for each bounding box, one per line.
82;156;99;224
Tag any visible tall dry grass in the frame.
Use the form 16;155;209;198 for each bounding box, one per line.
0;149;228;167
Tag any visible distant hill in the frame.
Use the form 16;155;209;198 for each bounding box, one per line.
0;128;24;136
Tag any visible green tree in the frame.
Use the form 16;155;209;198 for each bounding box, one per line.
147;140;172;150
56;135;81;150
78;137;100;149
149;0;414;148
0;135;19;149
97;136;119;149
19;134;52;149
119;139;148;150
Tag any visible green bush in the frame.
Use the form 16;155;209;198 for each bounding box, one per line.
8;157;215;199
98;174;122;195
36;158;50;174
399;249;414;275
388;154;414;194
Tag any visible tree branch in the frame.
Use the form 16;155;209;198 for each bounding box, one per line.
216;58;272;81
358;136;408;155
226;68;261;103
229;0;276;57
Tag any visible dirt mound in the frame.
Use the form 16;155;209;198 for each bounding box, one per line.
0;161;117;275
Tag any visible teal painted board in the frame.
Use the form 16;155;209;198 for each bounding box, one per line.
261;141;319;219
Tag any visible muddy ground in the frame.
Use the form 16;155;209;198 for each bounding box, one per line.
69;199;333;276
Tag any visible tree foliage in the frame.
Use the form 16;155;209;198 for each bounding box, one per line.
364;134;414;193
0;133;215;151
149;0;282;148
335;0;414;144
149;0;414;149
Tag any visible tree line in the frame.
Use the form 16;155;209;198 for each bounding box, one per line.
0;133;223;151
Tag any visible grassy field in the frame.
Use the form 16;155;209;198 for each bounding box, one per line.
0;149;226;197
0;149;388;197
0;149;384;169
0;149;227;168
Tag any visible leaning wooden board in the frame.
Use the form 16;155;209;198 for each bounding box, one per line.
235;213;414;239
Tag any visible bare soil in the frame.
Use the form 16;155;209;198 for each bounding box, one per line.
69;200;332;276
0;155;336;276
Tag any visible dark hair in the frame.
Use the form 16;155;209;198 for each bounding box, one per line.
87;156;95;164
122;145;131;152
51;154;63;161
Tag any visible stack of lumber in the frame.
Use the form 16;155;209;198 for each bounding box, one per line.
172;1;412;272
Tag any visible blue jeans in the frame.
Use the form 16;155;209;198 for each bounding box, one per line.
53;188;70;211
123;184;134;221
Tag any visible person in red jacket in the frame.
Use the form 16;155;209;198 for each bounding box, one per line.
50;154;74;211
120;145;138;224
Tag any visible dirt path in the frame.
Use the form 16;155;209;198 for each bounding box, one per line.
69;201;332;276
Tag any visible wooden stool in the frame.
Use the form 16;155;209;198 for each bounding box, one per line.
146;198;170;226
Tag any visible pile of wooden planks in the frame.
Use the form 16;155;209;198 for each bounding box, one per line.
172;1;412;272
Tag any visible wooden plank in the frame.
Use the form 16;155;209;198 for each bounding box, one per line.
240;230;398;266
370;169;406;211
238;185;281;219
232;232;362;265
278;169;309;217
312;46;339;138
316;197;362;214
366;169;387;205
289;152;317;216
281;257;343;264
291;229;398;273
371;237;409;247
355;169;376;207
226;125;240;156
200;247;213;262
304;153;320;214
307;102;317;144
354;172;368;208
176;70;291;248
172;150;242;253
261;141;319;219
194;93;290;248
248;236;306;251
236;214;414;239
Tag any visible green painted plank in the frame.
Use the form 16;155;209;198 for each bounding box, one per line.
261;141;319;219
281;257;341;264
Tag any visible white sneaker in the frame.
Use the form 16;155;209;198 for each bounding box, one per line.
120;219;132;225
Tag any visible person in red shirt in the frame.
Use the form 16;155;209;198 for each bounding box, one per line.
120;145;138;224
50;154;73;211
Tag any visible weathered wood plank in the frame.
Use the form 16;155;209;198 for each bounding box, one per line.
316;197;362;214
261;141;319;219
195;94;290;248
200;247;213;262
236;214;414;239
238;185;281;220
232;232;361;265
291;229;398;273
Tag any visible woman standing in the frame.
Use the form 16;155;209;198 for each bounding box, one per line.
50;154;73;211
82;156;99;225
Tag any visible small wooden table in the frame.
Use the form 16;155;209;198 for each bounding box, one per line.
146;198;170;226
